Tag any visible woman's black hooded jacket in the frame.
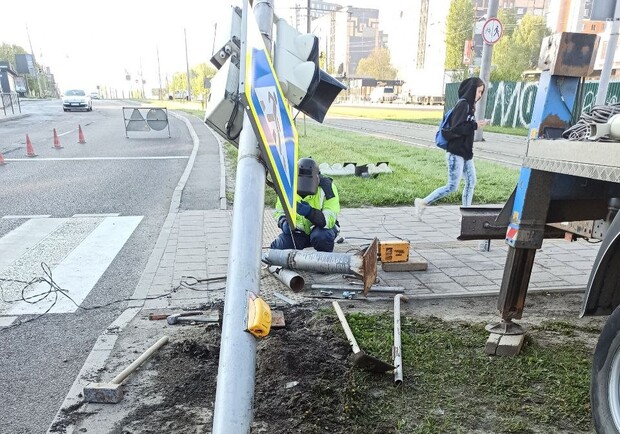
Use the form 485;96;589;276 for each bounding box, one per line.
443;77;483;161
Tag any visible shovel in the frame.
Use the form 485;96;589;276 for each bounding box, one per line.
332;301;395;373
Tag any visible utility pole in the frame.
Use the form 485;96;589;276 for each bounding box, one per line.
157;46;163;100
474;0;499;142
139;57;146;99
212;22;218;57
184;28;192;101
211;0;273;432
307;0;311;33
25;24;43;98
595;0;620;106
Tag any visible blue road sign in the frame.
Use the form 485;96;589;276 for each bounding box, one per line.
242;4;298;224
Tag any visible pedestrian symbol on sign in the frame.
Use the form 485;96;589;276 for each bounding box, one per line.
482;18;503;45
242;2;299;226
255;87;290;178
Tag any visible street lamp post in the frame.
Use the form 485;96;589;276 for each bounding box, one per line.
474;0;499;142
184;28;192;101
25;24;43;98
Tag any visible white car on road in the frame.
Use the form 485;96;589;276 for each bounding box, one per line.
62;89;92;112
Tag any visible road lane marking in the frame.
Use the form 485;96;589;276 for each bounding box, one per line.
72;213;120;217
0;218;67;272
0;316;17;327
4;216;143;315
2;215;51;219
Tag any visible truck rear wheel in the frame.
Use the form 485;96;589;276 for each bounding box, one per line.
592;304;620;433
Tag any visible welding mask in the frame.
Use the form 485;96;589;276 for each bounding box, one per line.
297;158;320;197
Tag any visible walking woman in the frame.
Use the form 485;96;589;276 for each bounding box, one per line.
414;77;488;220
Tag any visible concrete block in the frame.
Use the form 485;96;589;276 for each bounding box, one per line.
381;258;428;272
496;334;525;357
485;333;501;355
485;333;525;356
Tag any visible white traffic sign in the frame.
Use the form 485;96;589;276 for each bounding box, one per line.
482;17;503;45
242;3;298;225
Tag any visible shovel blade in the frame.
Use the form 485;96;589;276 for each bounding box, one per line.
352;351;395;373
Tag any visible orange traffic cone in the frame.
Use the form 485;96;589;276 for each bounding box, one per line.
26;134;38;157
0;152;5;165
78;125;86;144
52;128;63;149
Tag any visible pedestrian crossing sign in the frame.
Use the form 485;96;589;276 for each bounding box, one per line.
241;2;298;225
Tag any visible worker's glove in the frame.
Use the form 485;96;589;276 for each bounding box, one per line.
297;201;312;217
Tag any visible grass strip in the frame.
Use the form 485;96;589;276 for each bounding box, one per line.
338;312;593;433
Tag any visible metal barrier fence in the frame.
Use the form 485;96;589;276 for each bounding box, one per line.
445;80;620;128
122;106;171;138
0;92;21;116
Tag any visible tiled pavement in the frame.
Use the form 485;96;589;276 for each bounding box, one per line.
133;204;598;311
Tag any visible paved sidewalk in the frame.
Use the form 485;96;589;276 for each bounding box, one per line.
47;111;601;432
132;205;598;310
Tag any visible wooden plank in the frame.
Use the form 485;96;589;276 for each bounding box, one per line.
382;258;428;272
271;310;285;328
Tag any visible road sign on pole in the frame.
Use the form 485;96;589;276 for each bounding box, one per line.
242;2;298;225
482;17;503;45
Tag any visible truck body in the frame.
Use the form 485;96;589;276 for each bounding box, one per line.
399;68;445;105
369;86;397;103
459;125;620;434
456;30;620;433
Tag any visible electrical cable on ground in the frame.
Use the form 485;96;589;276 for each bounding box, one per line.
0;262;228;332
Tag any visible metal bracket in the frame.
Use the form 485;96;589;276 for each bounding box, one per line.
485;319;526;336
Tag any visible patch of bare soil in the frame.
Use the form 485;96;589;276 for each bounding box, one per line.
108;292;606;433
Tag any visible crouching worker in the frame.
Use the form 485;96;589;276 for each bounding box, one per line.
271;158;340;252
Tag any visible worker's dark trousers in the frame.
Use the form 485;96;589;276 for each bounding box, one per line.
270;226;338;252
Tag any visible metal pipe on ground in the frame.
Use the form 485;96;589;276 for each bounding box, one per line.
268;265;305;292
311;283;404;294
393;294;409;385
262;238;378;295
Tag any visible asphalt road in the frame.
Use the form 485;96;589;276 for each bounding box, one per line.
0;99;195;434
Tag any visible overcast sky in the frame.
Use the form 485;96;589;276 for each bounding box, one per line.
0;0;395;92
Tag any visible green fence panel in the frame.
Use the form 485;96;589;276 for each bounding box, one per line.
444;79;620;129
444;83;459;114
445;81;537;128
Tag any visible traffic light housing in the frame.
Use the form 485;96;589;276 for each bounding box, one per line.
204;6;243;146
274;18;346;123
211;6;242;70
204;55;243;146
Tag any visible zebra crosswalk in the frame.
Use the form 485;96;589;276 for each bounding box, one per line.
0;215;143;321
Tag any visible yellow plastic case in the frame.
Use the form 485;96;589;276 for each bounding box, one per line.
247;292;272;338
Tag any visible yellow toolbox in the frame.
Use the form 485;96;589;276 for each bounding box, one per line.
378;240;410;263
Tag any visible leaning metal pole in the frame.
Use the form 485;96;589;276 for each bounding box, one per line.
212;1;273;432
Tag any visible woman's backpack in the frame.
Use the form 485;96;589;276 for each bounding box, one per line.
435;98;468;150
